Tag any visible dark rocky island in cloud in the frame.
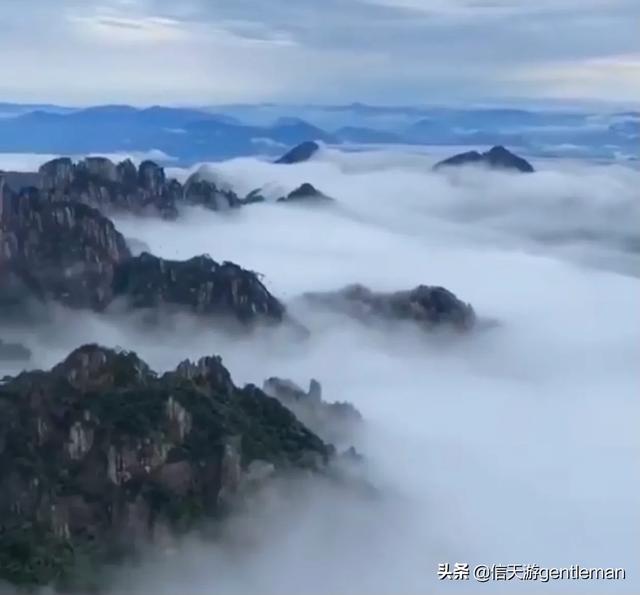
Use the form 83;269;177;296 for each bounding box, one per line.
244;182;332;205
433;145;535;173
2;156;332;222
0;175;286;325
274;141;321;164
183;169;243;211
39;157;243;218
277;183;332;203
303;284;476;332
113;252;285;324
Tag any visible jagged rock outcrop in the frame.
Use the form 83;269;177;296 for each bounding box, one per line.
303;284;476;332
277;183;332;203
35;157;249;218
1;181;286;324
241;188;269;205
241;183;331;206
433;145;534;173
40;157;76;189
263;378;361;446
0;180;131;311
112;252;285;323
183;171;241;210
0;344;330;588
39;157;181;219
274;141;321;164
4;157;329;222
0;338;31;361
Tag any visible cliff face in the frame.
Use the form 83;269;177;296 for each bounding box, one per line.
4;157;331;222
0;178;285;324
263;377;361;446
183;170;241;210
303;284;476;332
0;344;330;587
113;253;285;323
0;181;131;311
36;157;244;218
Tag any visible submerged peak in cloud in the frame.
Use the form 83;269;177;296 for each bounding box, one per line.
303;284;476;333
274;140;322;164
113;252;286;325
2;141;639;593
278;182;332;203
263;376;362;447
34;155;183;218
433;145;535;173
0;180;289;327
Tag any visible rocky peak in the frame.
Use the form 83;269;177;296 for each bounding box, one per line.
39;157;75;189
116;158;138;187
2;187;287;324
262;377;361;446
79;156;118;182
0;189;131;310
172;355;234;394
52;344;154;391
35;156;179;218
303;283;476;331
275;140;320;164
112;252;285;323
433;145;534;173
183;170;241;210
278;182;331;203
34;156;254;217
309;378;322;400
138;160;166;194
0;345;332;587
484;145;534;172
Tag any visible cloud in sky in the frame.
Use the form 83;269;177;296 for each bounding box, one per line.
0;0;638;105
2;147;638;593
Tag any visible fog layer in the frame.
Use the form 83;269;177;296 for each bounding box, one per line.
2;149;639;593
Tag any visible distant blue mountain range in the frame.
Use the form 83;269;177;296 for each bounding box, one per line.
0;102;637;164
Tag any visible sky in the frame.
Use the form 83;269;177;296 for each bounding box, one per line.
0;0;639;107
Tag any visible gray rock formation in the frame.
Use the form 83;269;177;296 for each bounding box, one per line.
241;182;331;205
35;157;246;218
183;171;241;210
0;180;131;310
112;252;285;323
276;183;332;203
1;179;286;324
434;145;534;173
274;141;321;164
263;377;361;446
303;284;476;332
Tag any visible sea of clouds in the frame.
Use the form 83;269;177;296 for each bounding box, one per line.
1;147;638;594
